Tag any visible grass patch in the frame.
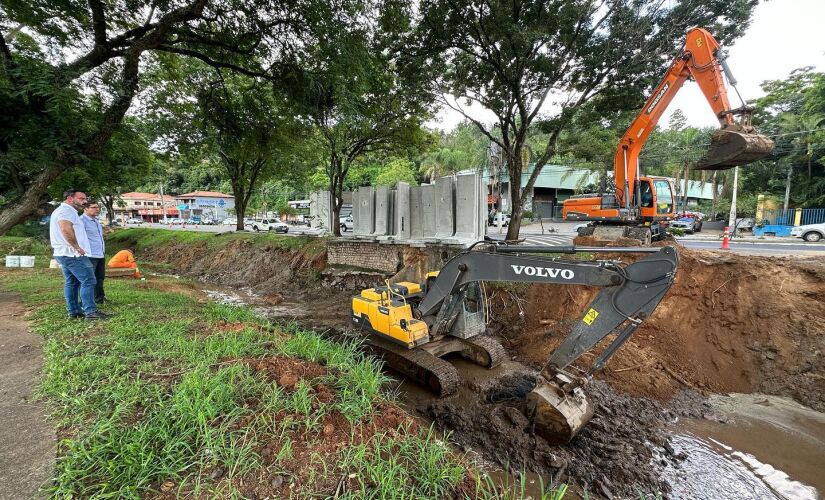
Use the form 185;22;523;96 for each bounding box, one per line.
0;235;52;268
106;228;328;258
0;268;477;498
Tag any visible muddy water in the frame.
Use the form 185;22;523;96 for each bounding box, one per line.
664;394;824;499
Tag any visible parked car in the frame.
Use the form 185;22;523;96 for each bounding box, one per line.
245;218;288;233
791;222;825;242
167;218;184;224
125;217;144;225
201;217;216;225
670;212;702;234
222;218;236;225
340;215;354;232
574;223;591;236
489;212;511;226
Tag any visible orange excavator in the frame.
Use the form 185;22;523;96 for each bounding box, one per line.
563;28;774;243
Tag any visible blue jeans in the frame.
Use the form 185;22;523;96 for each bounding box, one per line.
55;256;97;316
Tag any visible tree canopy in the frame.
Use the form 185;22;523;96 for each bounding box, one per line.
410;0;758;238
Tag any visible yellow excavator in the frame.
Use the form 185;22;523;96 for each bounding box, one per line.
352;243;679;443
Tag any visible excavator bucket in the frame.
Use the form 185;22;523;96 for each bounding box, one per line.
696;129;774;170
526;378;594;444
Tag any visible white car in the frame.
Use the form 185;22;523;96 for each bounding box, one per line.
167;218;184;224
340;215;354;232
222;218;236;225
125;217;144;224
791;222;825;242
245;218;289;233
489;212;511;226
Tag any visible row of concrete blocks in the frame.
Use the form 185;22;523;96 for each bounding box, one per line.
351;172;487;246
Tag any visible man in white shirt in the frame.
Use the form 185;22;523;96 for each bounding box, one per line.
49;190;110;320
81;201;107;304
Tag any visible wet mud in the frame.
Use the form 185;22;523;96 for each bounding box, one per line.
413;363;708;498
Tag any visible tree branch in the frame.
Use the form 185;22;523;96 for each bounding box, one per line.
155;45;270;79
88;0;108;45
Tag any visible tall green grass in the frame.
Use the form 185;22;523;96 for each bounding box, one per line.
0;269;476;498
105;228;328;256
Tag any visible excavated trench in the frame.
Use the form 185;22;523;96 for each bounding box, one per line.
134;237;825;498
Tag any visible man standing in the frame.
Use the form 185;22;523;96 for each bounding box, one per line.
49;190;109;320
81;201;107;304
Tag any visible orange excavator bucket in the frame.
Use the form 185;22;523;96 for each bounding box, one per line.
696;128;775;170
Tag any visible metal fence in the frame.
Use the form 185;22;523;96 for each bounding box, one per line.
761;208;825;226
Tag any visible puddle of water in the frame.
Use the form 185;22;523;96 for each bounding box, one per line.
664;393;824;500
203;289;248;306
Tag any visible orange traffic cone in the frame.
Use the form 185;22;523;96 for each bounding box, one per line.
721;226;731;250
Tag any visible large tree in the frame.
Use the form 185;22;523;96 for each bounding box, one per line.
147;60;307;230
413;0;757;239
0;0;338;234
290;1;434;236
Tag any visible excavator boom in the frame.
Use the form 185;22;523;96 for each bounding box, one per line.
614;27;773;208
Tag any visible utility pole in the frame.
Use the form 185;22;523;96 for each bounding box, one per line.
159;184;168;224
783;163;792;210
728;166;739;229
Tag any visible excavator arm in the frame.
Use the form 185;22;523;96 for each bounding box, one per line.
417;244;679;443
615;27;774;209
419;245;678;375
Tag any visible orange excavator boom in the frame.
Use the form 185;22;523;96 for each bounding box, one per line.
614;27;773;210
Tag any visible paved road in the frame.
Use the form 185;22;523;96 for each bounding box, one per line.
498;232;825;256
678;239;825;255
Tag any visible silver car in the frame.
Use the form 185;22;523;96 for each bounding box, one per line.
790;222;825;242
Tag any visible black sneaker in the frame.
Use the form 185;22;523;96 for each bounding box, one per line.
84;311;112;320
69;313;84;319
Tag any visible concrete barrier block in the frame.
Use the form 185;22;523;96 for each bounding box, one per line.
394;182;411;240
355;186;375;236
421;184;437;239
433;176;455;240
310;190;333;233
454;172;483;243
409;186;424;240
373;185;391;236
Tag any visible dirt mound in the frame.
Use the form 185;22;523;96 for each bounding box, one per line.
490;245;825;411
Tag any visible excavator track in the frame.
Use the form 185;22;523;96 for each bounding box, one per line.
461;335;507;368
366;337;460;396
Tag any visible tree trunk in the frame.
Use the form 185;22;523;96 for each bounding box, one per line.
505;160;523;240
233;182;247;232
0;163;67;235
102;193;116;225
711;171;719;220
783;163;792;210
330;173;341;237
682;161;689;212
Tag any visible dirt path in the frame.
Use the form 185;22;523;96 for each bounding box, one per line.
0;290;55;499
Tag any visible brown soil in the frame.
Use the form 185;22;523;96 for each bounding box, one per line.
490;242;825;411
246;355;329;390
0;289;56;498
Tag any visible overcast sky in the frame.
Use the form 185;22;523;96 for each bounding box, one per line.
429;0;825;132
